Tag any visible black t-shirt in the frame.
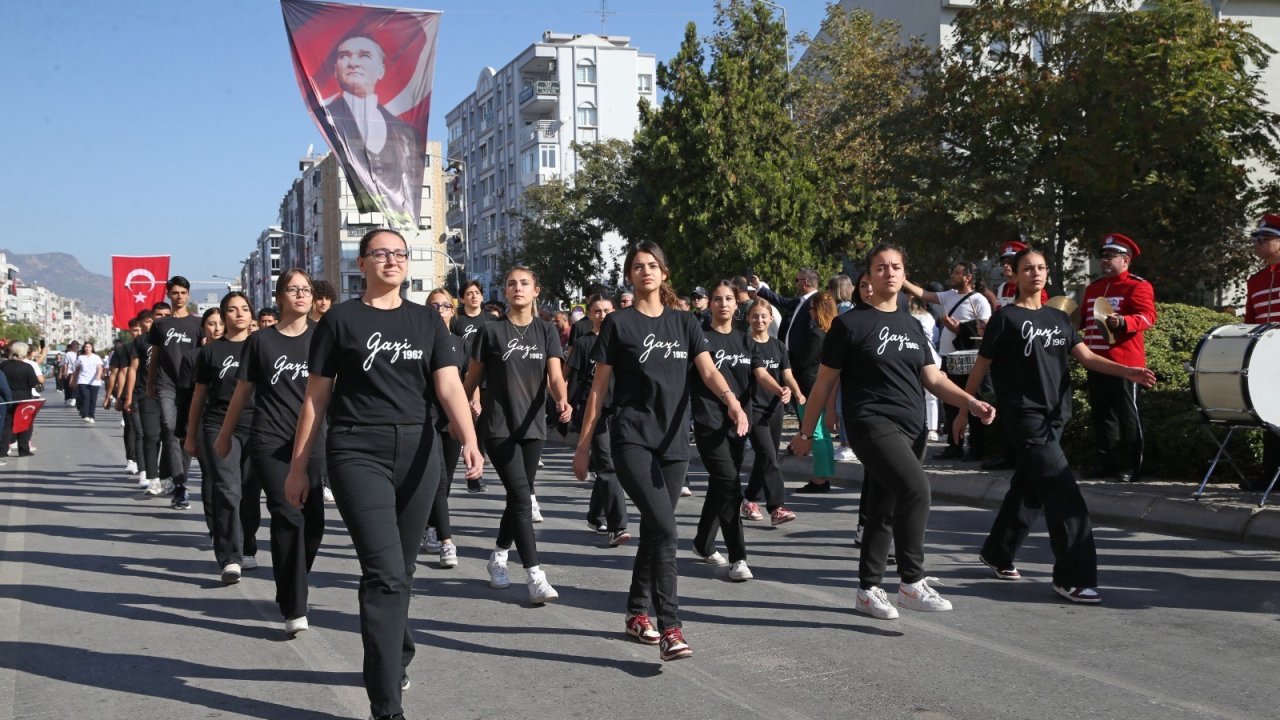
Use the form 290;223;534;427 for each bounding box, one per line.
472;318;563;440
130;334;152;398
108;347;129;371
593;307;708;460
0;360;38;399
430;334;465;432
311;299;453;427
750;335;790;420
240;324;314;443
567;316;594;346
691;327;756;430
450;310;492;360
979;305;1082;425
148;315;202;392
178;346;200;390
568;330;613;411
820;304;934;435
195;337;253;429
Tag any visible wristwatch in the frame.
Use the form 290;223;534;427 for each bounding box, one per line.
796;431;812;440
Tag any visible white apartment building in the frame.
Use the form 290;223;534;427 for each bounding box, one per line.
241;145;450;310
445;32;658;299
4;281;113;347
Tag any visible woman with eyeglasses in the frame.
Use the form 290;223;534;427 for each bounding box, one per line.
189;292;261;584
216;270;322;633
463;266;571;604
573;241;749;662
420;288;465;569
283;230;483;720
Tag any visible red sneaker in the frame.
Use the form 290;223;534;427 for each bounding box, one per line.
624;614;660;645
770;506;796;526
659;627;692;661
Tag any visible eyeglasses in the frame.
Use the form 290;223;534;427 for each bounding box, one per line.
365;249;410;263
1100;251;1126;260
428;302;452;310
284;286;313;297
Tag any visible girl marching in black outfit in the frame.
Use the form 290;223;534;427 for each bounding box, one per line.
283;230;483;720
742;297;805;525
565;293;631;547
956;248;1155;603
421;289;465;569
187;292;261;583
216;270;322;633
463;266;571;604
793;243;996;620
573;242;749;661
451;280;491;494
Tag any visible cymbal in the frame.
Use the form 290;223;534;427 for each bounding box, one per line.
1045;295;1077;315
1093;296;1117;344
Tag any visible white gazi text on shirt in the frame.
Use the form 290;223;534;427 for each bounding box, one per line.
1021;320;1067;357
165;327;194;347
639;334;686;363
502;337;544;361
714;349;751;369
876;326;921;355
219;354;239;379
364;332;424;371
271;355;309;384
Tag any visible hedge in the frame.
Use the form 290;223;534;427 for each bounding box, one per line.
1060;302;1265;482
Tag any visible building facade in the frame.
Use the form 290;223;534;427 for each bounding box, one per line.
445;32;658;299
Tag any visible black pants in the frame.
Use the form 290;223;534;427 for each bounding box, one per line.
122;405;138;463
486;436;544;568
612;438;687;630
981;415;1098;588
328;423;439;720
849;417;929;589
942;366;988;455
76;385;99;419
1;413;31;456
1086;371;1144;476
744;411;785;510
586;418;627;532
201;422;261;568
427;432;462;540
693;425;747;563
250;438;323;620
156;392;190;486
138;397;163;479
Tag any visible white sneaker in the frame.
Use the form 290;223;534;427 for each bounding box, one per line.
83;417;95;424
487;554;510;589
898;577;954;612
834;446;855;462
138;472;151;489
439;543;458;568
241;555;258;570
144;478;163;496
527;568;559;604
691;548;728;566
680;485;693;497
422;527;441;553
69;398;76;408
322;485;334;503
220;563;241;584
126;460;138;474
855;586;900;620
160;479;175;495
530;496;544;523
284;616;309;635
728;560;753;582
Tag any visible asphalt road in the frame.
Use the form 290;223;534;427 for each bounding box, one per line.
2;402;1278;720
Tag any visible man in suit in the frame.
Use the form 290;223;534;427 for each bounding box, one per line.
752;268;819;365
325;34;424;225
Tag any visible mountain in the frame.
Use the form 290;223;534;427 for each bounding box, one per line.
1;250;113;314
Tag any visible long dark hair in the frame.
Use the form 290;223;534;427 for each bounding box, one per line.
1011;248;1044;302
219;290;254;317
623;241;680;308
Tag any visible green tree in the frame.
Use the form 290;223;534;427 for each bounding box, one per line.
510;179;604;305
628;1;830;290
906;0;1280;298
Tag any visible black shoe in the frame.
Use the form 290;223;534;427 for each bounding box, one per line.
1115;472;1134;483
981;458;1016;471
934;446;965;461
796;481;831;494
170;488;190;510
466;478;486;493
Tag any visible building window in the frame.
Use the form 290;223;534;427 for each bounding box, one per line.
576;102;598;127
638;74;653;93
540;145;557;170
422;186;432;199
411;279;424;292
524;150;537;174
576;60;596;85
419;216;433;230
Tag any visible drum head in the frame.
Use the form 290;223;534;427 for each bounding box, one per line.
1247;327;1280;426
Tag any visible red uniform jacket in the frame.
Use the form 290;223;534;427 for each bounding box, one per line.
1081;270;1157;366
1245;263;1280;324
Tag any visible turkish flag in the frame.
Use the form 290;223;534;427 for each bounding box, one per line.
112;256;170;330
12;399;44;435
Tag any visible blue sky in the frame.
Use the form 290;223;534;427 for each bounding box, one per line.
0;0;827;287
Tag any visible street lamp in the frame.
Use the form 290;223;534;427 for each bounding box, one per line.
757;0;793;120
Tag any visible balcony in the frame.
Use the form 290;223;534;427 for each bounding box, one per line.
520;171;552;188
520;120;560;149
519;80;560;114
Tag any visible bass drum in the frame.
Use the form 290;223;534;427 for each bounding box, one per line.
1189;323;1280;426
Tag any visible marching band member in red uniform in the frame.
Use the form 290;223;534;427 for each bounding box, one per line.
985;240;1049;311
1079;233;1157;483
1244;214;1280;491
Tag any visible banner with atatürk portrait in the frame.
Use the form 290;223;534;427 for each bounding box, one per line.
281;0;440;232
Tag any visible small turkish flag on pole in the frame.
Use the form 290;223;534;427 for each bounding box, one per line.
12;399;44;435
112;256;171;330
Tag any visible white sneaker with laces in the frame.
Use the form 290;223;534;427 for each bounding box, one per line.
422;527;441;553
145;478;163;496
680;485;693;497
220;563;241;584
898;577;954;612
487;554;510;589
439;543;458;568
855;586;900;619
834;446;855;462
691;548;728;566
284;616;309;635
322;485;334;503
138;472;151;489
241;555;258;570
530;496;544;523
126;460;138;474
527;567;559;604
728;560;753;581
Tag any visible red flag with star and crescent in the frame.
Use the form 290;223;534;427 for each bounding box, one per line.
12;399;44;435
112;255;170;330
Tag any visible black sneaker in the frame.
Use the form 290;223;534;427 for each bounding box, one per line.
795;481;831;494
170;487;190;510
608;530;631;547
466;478;486;493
